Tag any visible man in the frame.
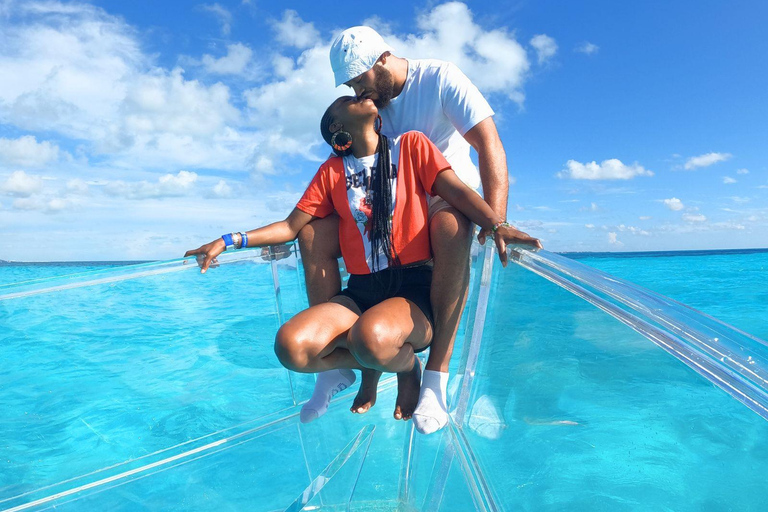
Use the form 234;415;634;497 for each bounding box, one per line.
298;26;539;434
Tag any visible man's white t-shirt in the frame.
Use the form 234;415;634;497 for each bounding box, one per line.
379;59;494;191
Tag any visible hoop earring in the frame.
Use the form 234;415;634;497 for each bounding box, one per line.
331;130;353;152
374;115;382;135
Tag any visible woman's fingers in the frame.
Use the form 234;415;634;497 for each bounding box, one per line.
477;228;489;245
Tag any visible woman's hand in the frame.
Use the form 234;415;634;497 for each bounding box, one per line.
184;238;226;273
480;224;542;267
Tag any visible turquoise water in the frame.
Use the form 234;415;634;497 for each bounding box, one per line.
567;249;768;340
1;248;767;510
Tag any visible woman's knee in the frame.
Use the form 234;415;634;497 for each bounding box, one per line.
348;317;399;368
274;322;314;371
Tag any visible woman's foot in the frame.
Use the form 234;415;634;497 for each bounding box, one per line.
300;369;356;424
394;357;422;420
351;368;382;414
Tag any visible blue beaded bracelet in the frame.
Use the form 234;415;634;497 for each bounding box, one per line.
240;232;248;249
221;233;234;250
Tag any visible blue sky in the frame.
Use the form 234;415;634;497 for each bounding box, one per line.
0;0;766;261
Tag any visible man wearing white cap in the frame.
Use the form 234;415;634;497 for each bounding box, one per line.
298;26;531;434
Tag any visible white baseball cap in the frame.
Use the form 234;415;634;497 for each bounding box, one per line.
330;26;394;87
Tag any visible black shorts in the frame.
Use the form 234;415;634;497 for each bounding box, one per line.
336;264;434;331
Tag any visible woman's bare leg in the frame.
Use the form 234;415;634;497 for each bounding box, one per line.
274;301;361;373
347;298;432;420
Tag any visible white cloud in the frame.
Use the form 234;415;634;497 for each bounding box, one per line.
272;10;321;49
575;42;599;55
200;3;232;36
579;202;600;212
0;2;252;172
11;195;76;213
608;232;622;245
737;168;749;174
723;176;736;184
683;213;707;222
1;170;43;196
663;197;684;211
683;152;732;170
530;34;557;64
386;2;531;103
66;178;89;194
211;179;232;198
729;196;750;204
0;136;62;167
639;216;652;220
104;170;198;199
201;43;253;75
585;224;595;229
558;159;653;180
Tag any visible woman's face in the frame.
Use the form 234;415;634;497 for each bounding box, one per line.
330;96;378;131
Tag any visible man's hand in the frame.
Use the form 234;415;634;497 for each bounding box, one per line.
184;238;226;273
480;224;542;267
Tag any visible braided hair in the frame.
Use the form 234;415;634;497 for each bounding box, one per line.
320;103;400;271
369;132;400;271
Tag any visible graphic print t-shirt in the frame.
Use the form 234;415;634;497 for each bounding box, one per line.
296;131;451;275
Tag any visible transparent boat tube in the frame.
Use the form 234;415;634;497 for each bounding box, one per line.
509;247;768;421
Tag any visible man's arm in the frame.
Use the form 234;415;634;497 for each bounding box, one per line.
462;117;509;219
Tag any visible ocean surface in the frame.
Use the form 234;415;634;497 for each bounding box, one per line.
1;248;766;510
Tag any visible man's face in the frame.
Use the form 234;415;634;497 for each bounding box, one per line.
345;64;395;110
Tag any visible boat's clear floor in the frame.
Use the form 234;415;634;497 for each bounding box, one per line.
1;246;767;511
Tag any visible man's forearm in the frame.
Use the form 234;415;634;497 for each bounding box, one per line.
464;117;510;219
478;142;509;218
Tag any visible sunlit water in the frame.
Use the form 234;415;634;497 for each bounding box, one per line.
1;249;766;510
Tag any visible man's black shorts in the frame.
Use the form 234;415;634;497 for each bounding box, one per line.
336;264;434;331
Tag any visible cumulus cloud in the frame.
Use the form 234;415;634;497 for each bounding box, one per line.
575;42;599;55
608;232;622;245
530;34;557;64
579;202;600;212
200;3;232;36
683;213;707;222
684;152;732;170
0;1;254;172
211;179;232;198
558;159;654;180
272;10;320;49
737;168;749;174
387;2;531;103
104;170;198;199
201;43;253;75
723;176;736;184
66;178;89;194
11;195;78;213
1;170;44;196
663;197;684;211
0;136;62;167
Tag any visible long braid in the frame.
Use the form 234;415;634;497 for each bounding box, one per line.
369;133;400;272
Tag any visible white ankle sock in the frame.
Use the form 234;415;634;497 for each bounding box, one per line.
413;370;449;435
300;369;356;424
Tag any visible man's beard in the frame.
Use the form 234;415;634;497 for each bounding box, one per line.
372;66;395;109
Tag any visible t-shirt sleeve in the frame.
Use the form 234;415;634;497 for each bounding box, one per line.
405;132;453;195
296;163;335;218
438;62;495;136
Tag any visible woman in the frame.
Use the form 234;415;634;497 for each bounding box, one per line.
185;96;541;422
